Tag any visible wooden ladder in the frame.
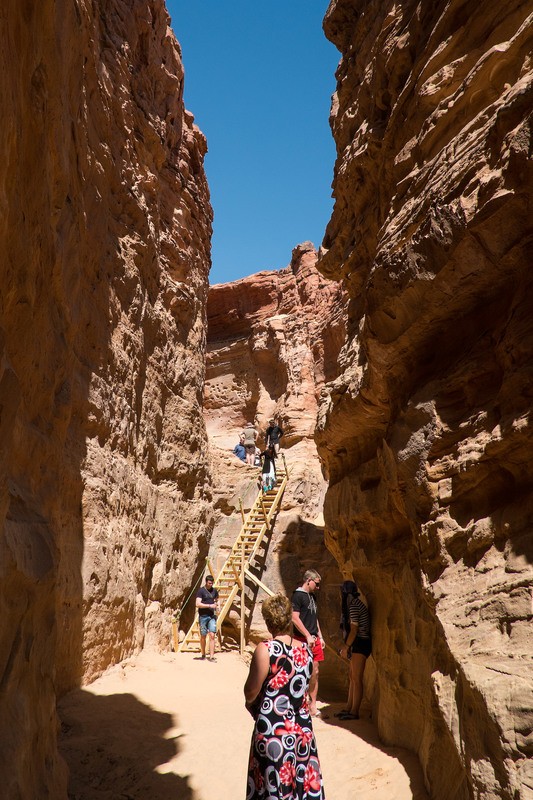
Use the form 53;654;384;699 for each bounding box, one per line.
179;459;289;652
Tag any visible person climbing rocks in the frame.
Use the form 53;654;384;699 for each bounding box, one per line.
336;580;371;720
265;417;284;455
243;422;258;466
232;432;246;462
195;574;219;662
291;569;325;717
259;444;276;493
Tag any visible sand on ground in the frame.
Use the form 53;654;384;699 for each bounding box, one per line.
59;650;429;800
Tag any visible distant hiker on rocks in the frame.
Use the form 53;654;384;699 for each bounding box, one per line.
243;422;258;466
336;580;371;720
259;445;276;493
265;417;284;455
195;575;219;662
292;569;325;717
232;432;246;462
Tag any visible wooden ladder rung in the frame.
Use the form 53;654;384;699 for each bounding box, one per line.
179;472;289;652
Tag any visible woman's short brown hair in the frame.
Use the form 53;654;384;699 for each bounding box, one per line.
262;593;292;636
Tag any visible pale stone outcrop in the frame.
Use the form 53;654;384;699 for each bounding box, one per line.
317;1;533;798
202;244;349;696
0;1;212;796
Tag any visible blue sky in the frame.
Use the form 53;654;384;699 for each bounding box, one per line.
166;1;339;285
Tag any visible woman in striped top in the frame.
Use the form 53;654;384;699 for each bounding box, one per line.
337;580;371;720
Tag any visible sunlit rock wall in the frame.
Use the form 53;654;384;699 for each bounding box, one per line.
318;1;532;798
203;244;348;697
0;1;212;795
205;242;346;450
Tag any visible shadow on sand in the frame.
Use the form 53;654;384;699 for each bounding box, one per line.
58;689;193;800
319;704;429;799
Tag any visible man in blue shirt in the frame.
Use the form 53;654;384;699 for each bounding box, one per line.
196;575;219;661
232;432;246;462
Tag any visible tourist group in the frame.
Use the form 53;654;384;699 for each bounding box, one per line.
232;418;283;493
195;564;371;800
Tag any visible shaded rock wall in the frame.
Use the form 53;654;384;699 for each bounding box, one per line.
0;1;212;796
318;1;533;798
202;245;349;698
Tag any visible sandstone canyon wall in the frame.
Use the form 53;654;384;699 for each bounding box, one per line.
0;1;212;796
203;244;350;697
317;1;533;798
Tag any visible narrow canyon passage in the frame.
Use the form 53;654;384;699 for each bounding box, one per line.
1;1;531;798
59;650;428;800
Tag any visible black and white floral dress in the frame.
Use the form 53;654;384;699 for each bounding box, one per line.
247;638;325;799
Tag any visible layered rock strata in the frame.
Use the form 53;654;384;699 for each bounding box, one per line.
205;242;346;450
0;1;212;796
202;245;349;697
318;1;533;798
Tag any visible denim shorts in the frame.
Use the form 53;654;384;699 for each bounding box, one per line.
199;615;217;636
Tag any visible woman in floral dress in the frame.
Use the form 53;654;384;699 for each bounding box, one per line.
244;594;325;799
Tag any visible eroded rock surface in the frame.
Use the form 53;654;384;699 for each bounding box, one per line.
205;242;346;450
318;1;533;798
0;1;212;796
201;244;348;697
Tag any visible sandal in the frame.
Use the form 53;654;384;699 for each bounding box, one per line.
338;712;359;720
334;710;349;717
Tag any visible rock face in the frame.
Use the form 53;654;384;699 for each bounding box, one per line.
205;242;346;450
0;1;212;796
318;1;533;798
202;244;349;697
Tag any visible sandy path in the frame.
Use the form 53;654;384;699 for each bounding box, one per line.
59;650;428;800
